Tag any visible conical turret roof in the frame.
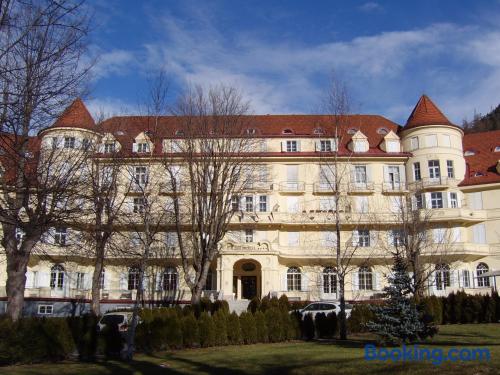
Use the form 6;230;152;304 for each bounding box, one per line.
405;95;454;130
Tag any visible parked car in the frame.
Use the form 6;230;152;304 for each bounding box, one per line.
97;311;138;333
292;302;353;319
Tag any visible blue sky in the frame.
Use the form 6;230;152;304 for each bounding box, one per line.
86;0;500;125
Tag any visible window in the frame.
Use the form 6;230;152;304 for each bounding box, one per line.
387;166;400;186
358;266;373;290
165;232;178;247
76;272;85;290
410;137;419;151
99;269;105;289
449;192;458;208
259;196;268;212
477;263;490;288
231;196;240;212
323;267;337;294
288;232;300;247
136;142;149;153
134;166;148;188
287;267;301;291
354;165;367;184
494;146;500;152
356;196;368;213
415;194;424;209
128;267;140;290
51;137;59;149
245;196;254;212
386;141;399;153
204;269;214;290
389;229;404;247
447;160;454;178
162;267;178;291
431;192;443;209
82;138;91;150
245;229;254;243
353;141;365;152
413;162;421;181
133;197;145;213
435;264;450;291
64;137;75;149
319;140;332;152
313;127;324;135
425;134;437;147
104;142;115;153
428;160;440;179
442;134;451;147
50;265;65;289
38;305;53;315
15;227;25;242
472;223;486;244
355;229;370;247
54;228;67;246
464;150;475;156
286;140;297;152
462;270;470;288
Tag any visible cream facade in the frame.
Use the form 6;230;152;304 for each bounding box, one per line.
1;96;499;316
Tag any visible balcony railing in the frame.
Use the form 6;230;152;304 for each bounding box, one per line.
382;182;408;193
409;177;460;190
279;181;306;193
348;181;375;193
313;182;346;193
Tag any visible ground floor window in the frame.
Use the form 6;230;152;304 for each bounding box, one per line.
358;266;373;290
162;267;178;291
435;264;450;290
287;267;301;291
128;266;140;290
477;263;490;287
50;264;65;290
38;304;53;315
323;267;337;294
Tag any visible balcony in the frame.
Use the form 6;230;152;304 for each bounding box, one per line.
242;180;273;192
347;181;375;194
279;181;306;193
430;208;487;224
382;182;408;194
313;182;347;194
409;177;460;191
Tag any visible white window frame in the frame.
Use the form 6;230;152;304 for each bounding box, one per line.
430;192;443;209
413;162;421;181
64;137;76;149
410;137;419;151
38;304;54;315
449;192;458;208
245;229;254;243
286;140;297;152
428;160;440;179
447;160;454;178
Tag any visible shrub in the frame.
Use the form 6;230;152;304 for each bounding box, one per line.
254;311;268;343
315;312;337;339
198;312;216;348
213;310;229;346
482;294;496;323
164;313;183;349
278;295;291;311
302;313;315;340
260;296;270;312
182;313;199;348
226;312;242;345
213;300;230;314
240;312;258;344
347;304;375;333
66;314;98;361
247;297;261;313
265;307;283;342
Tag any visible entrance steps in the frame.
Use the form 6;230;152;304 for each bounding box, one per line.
227;299;250;315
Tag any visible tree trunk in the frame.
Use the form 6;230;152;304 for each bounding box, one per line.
191;285;203;305
90;251;104;315
6;251;30;321
338;275;347;340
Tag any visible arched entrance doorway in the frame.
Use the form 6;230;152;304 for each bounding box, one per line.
233;259;261;300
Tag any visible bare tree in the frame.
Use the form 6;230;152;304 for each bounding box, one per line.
0;0;91;320
165;84;257;304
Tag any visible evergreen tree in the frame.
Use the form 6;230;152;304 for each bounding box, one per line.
367;251;436;345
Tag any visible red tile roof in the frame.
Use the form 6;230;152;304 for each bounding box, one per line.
404;95;456;130
50;98;96;131
100;114;405;156
460;130;500;186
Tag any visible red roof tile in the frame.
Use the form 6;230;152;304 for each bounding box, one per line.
51;98;96;131
460;130;500;186
404;95;455;130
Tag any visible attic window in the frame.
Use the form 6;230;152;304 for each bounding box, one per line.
246;128;256;135
377;127;388;135
313;128;324;135
175;130;184;136
474;172;484;177
347;128;358;135
114;131;124;136
282;129;293;135
464;150;476;156
494;146;500;152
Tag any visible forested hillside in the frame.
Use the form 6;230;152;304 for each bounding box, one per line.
462;104;500;133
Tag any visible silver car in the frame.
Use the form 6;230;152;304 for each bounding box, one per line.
295;302;353;319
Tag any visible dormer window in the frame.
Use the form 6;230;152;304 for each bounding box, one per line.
494;146;500;152
64;137;75;149
282;129;293;135
386;140;399;153
353;141;365;152
246;128;256;135
317;139;338;152
136;142;150;153
285;140;298;152
313;128;324;135
104;143;115;153
377;128;388;135
464;150;476;156
175;130;184;136
347;128;358;135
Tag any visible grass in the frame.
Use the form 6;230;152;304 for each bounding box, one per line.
2;324;499;374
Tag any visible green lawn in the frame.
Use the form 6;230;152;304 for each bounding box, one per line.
2;324;499;374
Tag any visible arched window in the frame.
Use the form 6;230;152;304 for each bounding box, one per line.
287;266;301;291
282;128;293;135
323;267;337;294
128;267;140;290
477;263;490;288
313;127;324;135
99;268;106;290
163;267;178;291
435;264;450;291
358;266;373;290
50;264;65;290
